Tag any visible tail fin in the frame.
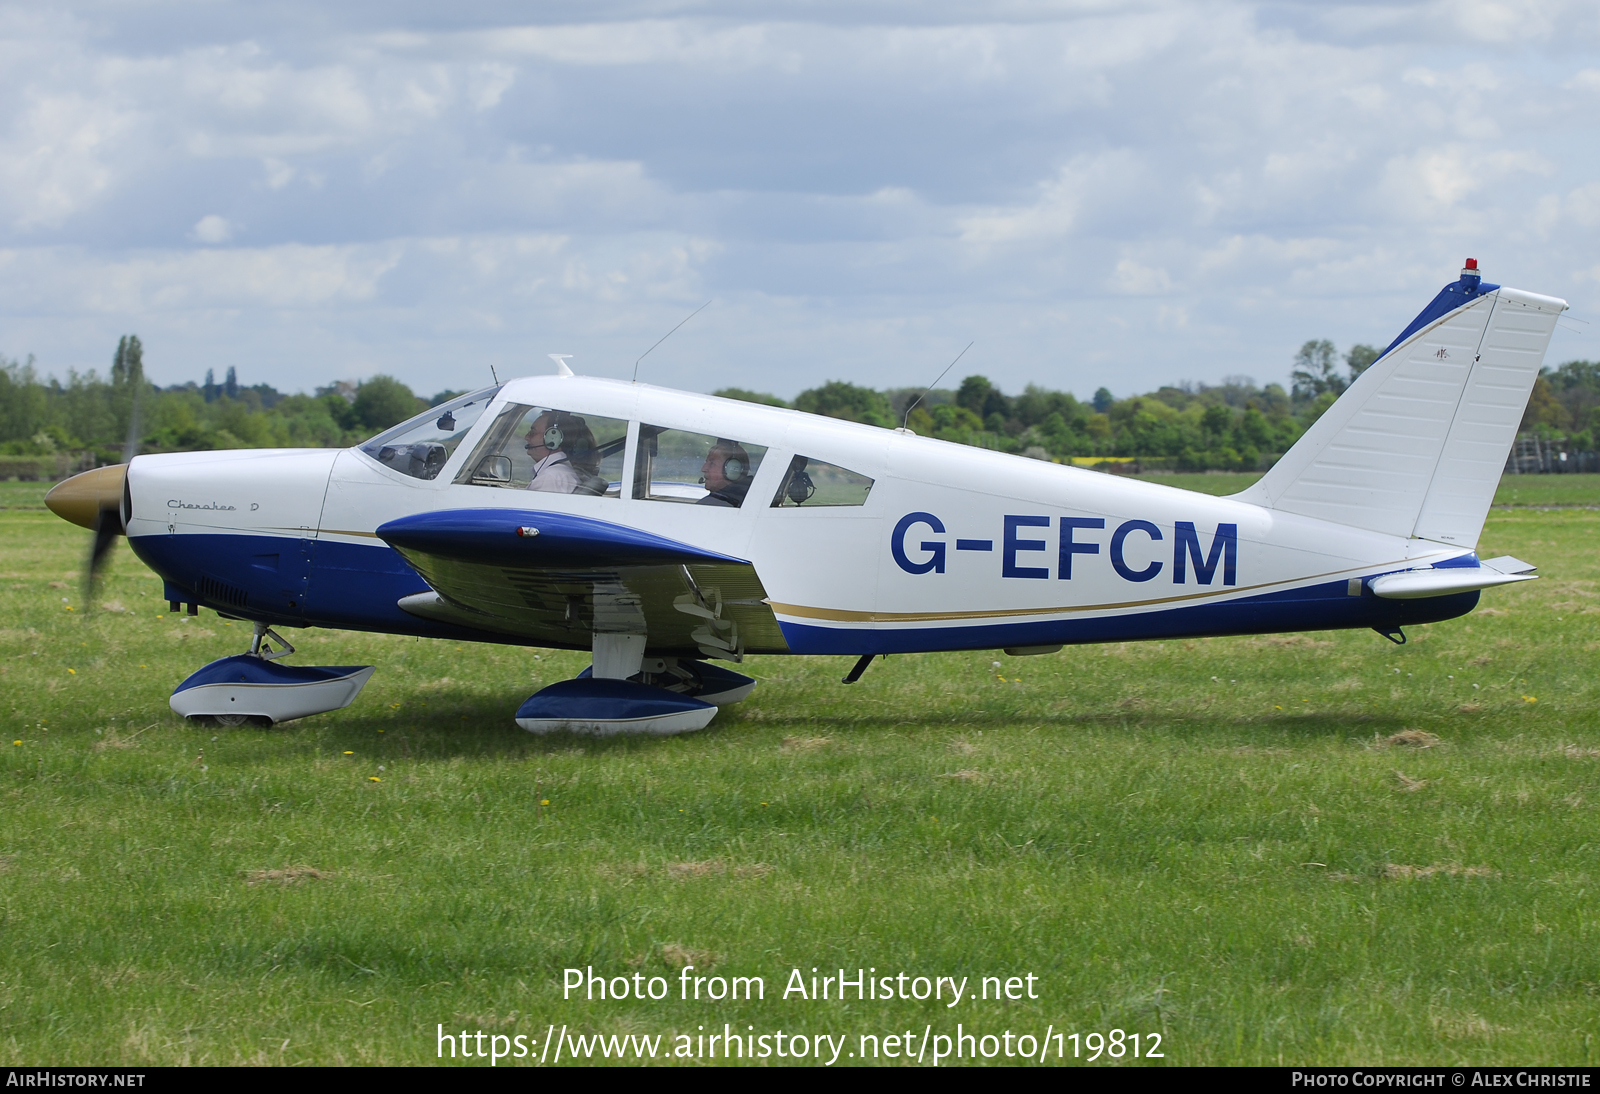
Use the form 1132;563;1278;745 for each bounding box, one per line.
1233;263;1567;548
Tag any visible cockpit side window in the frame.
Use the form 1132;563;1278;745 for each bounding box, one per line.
453;403;628;497
771;456;874;507
358;386;500;481
634;425;768;508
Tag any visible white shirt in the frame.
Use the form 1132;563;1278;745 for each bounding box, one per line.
526;451;580;493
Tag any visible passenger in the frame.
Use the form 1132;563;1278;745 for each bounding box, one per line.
524;411;598;493
697;439;753;507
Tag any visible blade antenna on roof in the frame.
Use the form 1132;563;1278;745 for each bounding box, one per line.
633;300;711;383
902;341;973;429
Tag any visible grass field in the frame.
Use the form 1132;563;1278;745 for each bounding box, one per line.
4;474;1600;1065
1128;470;1600;507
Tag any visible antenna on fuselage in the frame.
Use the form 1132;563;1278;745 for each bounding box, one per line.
901;341;974;430
549;354;574;377
632;300;711;383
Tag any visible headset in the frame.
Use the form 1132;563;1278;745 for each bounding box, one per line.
785;468;816;504
537;411;582;452
712;439;748;482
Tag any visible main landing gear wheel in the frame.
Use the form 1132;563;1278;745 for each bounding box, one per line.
574;658;757;706
192;713;274;728
515;678;718;736
517;643;758;735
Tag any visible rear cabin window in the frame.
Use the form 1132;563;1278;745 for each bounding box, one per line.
454;404;628;497
771;456;874;507
634;425;768;508
359;387;500;481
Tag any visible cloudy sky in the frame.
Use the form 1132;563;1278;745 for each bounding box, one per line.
1;1;1597;401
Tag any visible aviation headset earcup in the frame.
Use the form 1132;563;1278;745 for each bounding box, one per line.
724;457;746;481
542;420;565;450
786;469;816;504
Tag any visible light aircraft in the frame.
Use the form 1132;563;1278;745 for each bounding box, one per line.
45;260;1566;734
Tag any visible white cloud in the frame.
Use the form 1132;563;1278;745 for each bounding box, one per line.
192;215;233;244
1109;258;1171;295
1;2;1598;397
957;152;1139;245
0;91;135;229
1555;182;1600;229
479;21;772;68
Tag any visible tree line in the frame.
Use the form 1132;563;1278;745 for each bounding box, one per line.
2;335;1595;478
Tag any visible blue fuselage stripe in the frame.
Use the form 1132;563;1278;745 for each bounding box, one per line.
776;582;1479;654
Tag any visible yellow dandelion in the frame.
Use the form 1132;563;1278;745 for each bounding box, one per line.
1275;705;1283;710
1523;695;1537;703
369;776;381;782
12;740;21;746
541;799;550;806
64;606;73;612
343;750;353;755
67;668;76;675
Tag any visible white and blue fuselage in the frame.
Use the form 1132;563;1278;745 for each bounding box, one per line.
118;269;1567;664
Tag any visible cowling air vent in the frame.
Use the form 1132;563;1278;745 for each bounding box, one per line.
195;572;249;609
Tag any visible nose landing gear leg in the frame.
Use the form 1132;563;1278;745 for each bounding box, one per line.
249;621;296;661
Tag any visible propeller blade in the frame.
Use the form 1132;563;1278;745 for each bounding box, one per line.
84;504;121;608
83;365;143;609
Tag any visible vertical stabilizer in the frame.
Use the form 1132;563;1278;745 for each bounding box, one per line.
1233;266;1567;548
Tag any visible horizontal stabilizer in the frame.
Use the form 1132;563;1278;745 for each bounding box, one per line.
1481;554;1536;576
1369;565;1536;600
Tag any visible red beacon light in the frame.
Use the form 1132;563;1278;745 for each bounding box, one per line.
1462;257;1480;277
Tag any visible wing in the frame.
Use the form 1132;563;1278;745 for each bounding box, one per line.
376;508;788;659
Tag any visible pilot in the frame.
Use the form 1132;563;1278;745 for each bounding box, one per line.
523;411;596;493
698;439;753;507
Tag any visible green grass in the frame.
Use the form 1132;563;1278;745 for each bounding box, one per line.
0;480;51;509
4;500;1600;1065
1133;471;1600;507
1129;472;1264;496
1488;474;1600;507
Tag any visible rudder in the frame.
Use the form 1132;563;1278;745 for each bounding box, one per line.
1233;263;1567;548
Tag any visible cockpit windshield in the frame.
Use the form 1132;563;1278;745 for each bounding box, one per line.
359;386;501;481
